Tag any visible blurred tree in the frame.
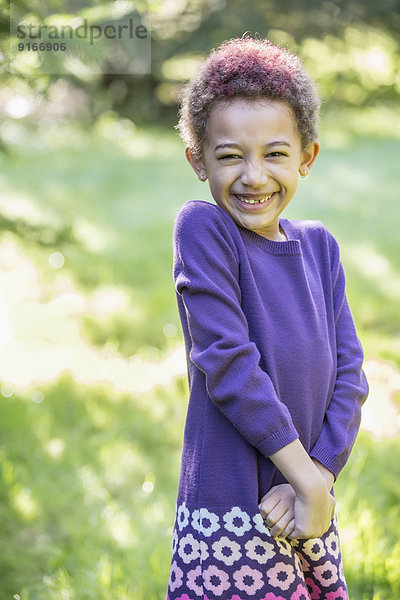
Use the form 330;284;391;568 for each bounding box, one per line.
0;0;399;137
147;0;400;121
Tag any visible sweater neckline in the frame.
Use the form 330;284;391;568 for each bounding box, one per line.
237;219;301;255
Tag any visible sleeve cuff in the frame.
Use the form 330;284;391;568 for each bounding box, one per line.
309;445;343;481
256;423;299;459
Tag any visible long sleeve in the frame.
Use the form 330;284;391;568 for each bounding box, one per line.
310;231;369;479
173;203;299;457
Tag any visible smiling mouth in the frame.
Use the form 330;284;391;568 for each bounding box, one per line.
234;193;277;205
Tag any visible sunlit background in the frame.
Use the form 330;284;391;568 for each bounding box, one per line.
0;1;400;599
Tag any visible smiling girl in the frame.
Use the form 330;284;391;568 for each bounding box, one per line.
166;36;368;600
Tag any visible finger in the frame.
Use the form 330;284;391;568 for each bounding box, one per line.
288;524;314;540
260;492;294;521
259;486;282;509
269;511;293;538
289;525;327;540
288;529;306;540
260;486;281;503
259;495;280;519
262;503;288;529
279;518;295;539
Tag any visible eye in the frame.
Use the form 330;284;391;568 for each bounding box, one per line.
266;151;286;158
218;154;241;160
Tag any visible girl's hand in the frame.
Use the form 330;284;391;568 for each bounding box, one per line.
312;458;335;491
267;440;336;540
288;483;336;540
258;484;296;538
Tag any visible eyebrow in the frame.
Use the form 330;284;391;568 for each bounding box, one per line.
214;141;291;151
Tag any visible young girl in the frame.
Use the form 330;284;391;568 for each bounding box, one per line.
166;36;368;600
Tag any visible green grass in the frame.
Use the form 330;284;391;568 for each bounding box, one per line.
0;119;399;598
0;373;188;600
336;433;400;599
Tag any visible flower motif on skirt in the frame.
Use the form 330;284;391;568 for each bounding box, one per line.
233;565;264;595
313;560;339;587
177;533;200;564
302;538;326;561
212;535;242;566
202;565;231;596
325;530;340;559
290;583;310;600
253;512;272;536
177;501;190;531
172;528;179;555
295;550;311;573
186;565;203;596
192;508;221;538
167;505;347;600
266;561;296;591
325;586;348;600
293;551;304;579
223;507;252;536
276;537;293;557
244;536;276;564
305;576;322;599
168;560;184;592
199;540;210;561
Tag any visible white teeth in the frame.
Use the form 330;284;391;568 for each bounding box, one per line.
237;194;273;204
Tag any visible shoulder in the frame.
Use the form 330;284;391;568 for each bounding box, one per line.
174;201;240;257
286;219;343;275
287;218;340;252
288;218;328;238
174;200;235;231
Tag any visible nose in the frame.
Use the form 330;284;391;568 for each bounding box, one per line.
240;160;268;187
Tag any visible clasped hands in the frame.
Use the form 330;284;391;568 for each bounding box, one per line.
258;482;336;540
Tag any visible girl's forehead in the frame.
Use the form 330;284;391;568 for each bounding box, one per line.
209;97;294;122
206;98;300;145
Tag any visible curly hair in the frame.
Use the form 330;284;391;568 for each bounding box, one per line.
176;36;320;160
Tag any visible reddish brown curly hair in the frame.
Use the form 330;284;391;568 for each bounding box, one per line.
176;36;320;160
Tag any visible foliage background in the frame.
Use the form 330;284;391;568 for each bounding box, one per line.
0;1;400;599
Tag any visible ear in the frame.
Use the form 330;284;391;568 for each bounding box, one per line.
185;147;207;182
299;141;320;177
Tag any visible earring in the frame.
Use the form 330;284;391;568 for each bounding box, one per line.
199;173;207;181
299;169;308;178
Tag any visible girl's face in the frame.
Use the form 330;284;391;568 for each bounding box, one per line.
186;98;319;241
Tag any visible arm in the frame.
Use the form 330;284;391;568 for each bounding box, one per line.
259;453;336;538
310;232;369;479
312;458;334;491
173;203;299;457
265;440;335;539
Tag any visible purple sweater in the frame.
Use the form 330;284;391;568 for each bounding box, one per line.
173;200;368;511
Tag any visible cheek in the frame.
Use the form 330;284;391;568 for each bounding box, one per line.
209;179;225;201
277;165;299;186
212;173;230;191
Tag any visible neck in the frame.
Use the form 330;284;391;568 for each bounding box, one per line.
253;225;287;242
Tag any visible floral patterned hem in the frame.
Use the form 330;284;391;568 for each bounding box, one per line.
166;504;348;600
